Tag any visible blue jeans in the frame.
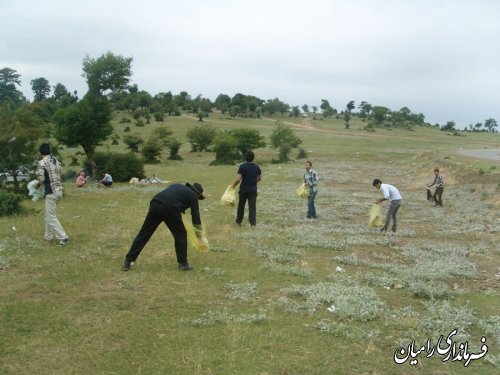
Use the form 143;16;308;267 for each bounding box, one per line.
307;191;317;218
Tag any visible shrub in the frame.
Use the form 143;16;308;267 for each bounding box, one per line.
186;125;217;152
296;147;307;159
86;152;145;182
167;138;183;160
141;139;163;163
0;189;23;216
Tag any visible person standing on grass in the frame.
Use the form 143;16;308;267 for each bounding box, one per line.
303;161;318;219
372;178;402;233
36;143;69;245
122;182;206;271
427;168;444;207
231;150;262;227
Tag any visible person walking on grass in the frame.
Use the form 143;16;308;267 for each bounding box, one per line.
122;182;206;271
36;143;69;245
303;161;318;219
427;168;444;207
372;178;402;233
231;150;261;227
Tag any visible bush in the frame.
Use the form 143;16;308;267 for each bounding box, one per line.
296;147;307;159
0;189;23;216
141;139;163;163
86;152;145;182
186;125;217;152
211;134;240;165
168;139;183;160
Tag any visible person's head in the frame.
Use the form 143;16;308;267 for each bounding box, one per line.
434;168;440;175
187;182;205;200
79;171;86;177
39;143;51;156
245;150;255;162
372;178;382;189
305;161;312;171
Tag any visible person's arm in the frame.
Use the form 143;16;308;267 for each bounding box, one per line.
36;160;45;188
428;176;437;188
231;174;242;189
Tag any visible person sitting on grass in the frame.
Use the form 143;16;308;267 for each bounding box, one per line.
97;172;113;187
75;171;88;188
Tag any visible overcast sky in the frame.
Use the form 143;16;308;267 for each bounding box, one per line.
1;0;499;128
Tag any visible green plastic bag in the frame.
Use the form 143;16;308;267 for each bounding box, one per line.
296;184;309;198
221;185;236;206
369;204;383;227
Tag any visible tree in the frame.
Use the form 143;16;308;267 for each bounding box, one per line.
152;126;173;146
301;104;309;114
186;125;218;152
141;138;163;163
270;121;302;162
54;93;113;175
82;51;133;95
215;94;231;114
30;77;51;101
344;112;351;129
484;118;498;132
358;101;372;119
0;67;25;107
123;134;144;152
212;128;265;164
320;99;334;118
371;106;390;125
441;121;456;131
290;106;300;118
346;100;355;113
0;104;44;189
270;121;302;149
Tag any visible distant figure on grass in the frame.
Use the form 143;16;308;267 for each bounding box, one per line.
75;171;88;188
36;143;69;245
97;172;113;187
231;150;262;227
427;168;444;207
372;178;402;233
303;160;318;219
122;182;206;271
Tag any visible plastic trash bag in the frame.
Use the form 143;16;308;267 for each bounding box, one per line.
369;204;383;227
221;185;236;206
27;180;44;202
296;184;309;198
183;217;210;253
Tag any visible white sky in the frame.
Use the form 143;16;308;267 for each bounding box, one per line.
1;0;499;128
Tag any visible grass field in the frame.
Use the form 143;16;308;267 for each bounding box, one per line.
1;114;499;374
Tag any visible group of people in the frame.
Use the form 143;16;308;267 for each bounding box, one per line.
36;143;444;272
75;171;113;188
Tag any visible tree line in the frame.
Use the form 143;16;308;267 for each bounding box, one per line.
1;51;498;186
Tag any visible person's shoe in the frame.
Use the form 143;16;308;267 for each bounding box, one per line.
58;237;70;246
178;263;193;271
122;258;134;271
380;228;387;233
234;222;241;227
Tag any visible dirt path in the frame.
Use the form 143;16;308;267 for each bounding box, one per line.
458;149;500;162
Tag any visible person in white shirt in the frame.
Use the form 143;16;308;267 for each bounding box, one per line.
372;178;402;233
97;172;113;187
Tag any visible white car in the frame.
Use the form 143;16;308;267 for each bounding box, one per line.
0;168;32;185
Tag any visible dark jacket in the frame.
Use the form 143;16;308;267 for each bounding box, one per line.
152;184;201;225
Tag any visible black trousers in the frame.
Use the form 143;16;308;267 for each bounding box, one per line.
126;200;188;264
433;187;444;206
236;191;257;226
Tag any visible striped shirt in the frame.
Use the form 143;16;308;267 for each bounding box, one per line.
304;169;318;193
37;155;63;195
429;174;444;189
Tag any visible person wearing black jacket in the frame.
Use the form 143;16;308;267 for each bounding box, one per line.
123;183;205;271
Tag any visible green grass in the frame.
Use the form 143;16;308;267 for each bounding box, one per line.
1;113;499;374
